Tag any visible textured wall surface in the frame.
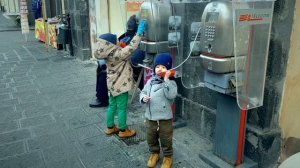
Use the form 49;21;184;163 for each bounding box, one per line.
278;0;300;163
65;0;91;60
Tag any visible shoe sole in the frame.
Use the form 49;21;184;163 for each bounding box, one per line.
105;132;119;136
147;158;160;168
89;105;108;108
118;132;136;139
105;129;119;136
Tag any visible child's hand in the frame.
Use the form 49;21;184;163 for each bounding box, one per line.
164;70;171;81
143;95;151;103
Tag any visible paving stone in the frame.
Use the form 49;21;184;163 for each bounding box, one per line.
63;124;102;142
32;122;68;137
0;106;22;122
0;78;12;83
27;132;66;151
0;83;7;89
0;93;10;101
0;67;12;72
6;72;29;79
16;101;49;114
19;95;45;104
24;105;55;118
0;141;25;159
21;115;55;128
6;58;20;62
0;98;19;108
42;143;79;163
10;79;33;88
0;129;31;145
52;108;85;122
82;105;107;116
79;146;134;168
0;151;44;168
52;99;87;111
1;62;18;68
67;113;101;129
45;156;84;168
14;84;39;92
0;121;19;133
12;90;39;99
0;87;13;94
79;135;115;153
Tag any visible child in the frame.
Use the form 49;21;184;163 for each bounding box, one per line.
140;53;178;168
93;20;145;138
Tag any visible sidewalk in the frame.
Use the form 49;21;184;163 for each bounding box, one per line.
0;12;21;32
0;12;213;168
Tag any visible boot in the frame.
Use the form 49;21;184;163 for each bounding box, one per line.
147;153;160;168
89;98;108;108
105;126;119;135
161;157;172;168
118;129;136;138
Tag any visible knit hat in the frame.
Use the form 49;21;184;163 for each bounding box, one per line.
99;33;117;45
154;53;172;70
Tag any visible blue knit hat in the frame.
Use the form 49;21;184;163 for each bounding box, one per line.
99;33;117;45
154;53;173;70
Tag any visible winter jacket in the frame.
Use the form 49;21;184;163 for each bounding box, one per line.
94;35;142;97
140;75;178;121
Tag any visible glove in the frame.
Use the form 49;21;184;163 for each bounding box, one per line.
137;20;146;36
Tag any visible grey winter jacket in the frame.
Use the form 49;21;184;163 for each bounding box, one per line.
140;76;177;121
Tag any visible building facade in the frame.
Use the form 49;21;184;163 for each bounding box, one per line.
65;0;300;167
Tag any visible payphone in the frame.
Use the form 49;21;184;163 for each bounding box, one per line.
139;1;171;54
138;0;172;83
197;1;276;167
200;1;248;94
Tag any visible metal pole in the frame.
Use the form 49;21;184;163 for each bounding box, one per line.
61;0;65;14
42;0;48;52
107;0;111;33
130;70;143;104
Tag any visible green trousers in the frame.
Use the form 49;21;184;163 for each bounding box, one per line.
106;92;128;130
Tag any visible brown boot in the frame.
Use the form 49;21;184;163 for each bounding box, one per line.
161;157;172;168
147;153;160;167
118;129;136;138
105;126;119;135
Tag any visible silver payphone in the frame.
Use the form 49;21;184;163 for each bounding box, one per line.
200;1;248;94
138;1;171;54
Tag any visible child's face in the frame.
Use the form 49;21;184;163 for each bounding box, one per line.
155;64;167;75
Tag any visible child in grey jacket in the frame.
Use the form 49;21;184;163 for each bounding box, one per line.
140;53;177;168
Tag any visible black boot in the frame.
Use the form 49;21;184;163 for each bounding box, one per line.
89;98;108;108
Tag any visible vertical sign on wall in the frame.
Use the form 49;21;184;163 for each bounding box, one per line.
19;0;30;38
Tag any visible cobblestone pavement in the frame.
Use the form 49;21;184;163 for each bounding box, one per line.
0;13;212;168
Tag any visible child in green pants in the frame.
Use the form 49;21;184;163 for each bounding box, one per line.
94;20;145;138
